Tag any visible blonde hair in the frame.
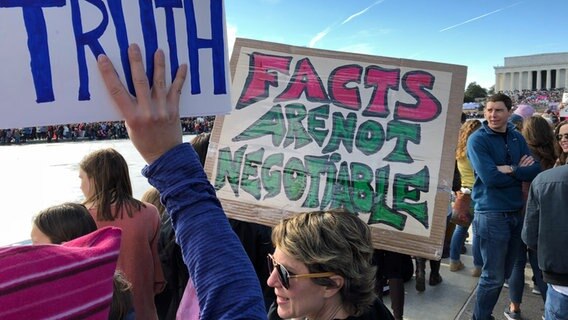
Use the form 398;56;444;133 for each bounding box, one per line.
141;188;165;217
271;210;376;316
456;120;481;160
190;132;211;166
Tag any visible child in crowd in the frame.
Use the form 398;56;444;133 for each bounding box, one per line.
31;202;134;320
80;148;165;319
31;202;97;245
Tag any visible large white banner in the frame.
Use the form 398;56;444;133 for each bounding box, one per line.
0;0;231;129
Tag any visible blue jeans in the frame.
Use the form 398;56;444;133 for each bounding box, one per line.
473;211;523;320
450;224;468;262
471;218;482;268
508;242;547;304
450;198;482;266
449;223;482;267
545;285;568;320
450;214;482;267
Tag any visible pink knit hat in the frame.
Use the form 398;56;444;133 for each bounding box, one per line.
513;104;535;119
0;227;121;319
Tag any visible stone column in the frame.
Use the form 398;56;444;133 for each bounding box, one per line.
537;70;542;90
495;73;502;92
510;72;515;91
511;72;515;91
495;72;503;92
546;69;552;90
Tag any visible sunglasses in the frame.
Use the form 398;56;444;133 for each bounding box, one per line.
267;254;335;289
557;134;568;141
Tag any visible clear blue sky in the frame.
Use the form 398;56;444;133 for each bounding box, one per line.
225;0;567;90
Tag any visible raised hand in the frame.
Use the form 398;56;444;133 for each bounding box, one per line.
97;44;188;164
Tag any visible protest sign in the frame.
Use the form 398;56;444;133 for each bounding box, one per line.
560;109;568;118
205;38;467;259
558;93;568;117
0;0;231;129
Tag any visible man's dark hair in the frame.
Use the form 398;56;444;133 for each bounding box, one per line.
486;93;513;110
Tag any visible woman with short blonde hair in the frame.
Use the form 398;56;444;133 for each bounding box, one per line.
268;210;393;319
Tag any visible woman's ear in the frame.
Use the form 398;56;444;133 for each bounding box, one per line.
323;275;344;298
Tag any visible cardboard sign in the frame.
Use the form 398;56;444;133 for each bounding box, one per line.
0;0;231;129
557;93;568;117
205;38;466;259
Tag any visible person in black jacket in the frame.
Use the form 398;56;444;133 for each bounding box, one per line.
373;250;412;320
523;164;568;319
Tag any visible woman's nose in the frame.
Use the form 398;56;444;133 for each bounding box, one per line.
267;267;281;288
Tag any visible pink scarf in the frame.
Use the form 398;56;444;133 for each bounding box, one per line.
0;227;121;319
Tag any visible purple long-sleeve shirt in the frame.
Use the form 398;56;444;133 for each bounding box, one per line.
143;143;265;319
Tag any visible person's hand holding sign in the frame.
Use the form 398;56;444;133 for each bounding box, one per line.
97;44;188;164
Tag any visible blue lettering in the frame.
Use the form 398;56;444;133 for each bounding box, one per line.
3;0;228;103
0;0;66;103
183;0;226;94
70;0;108;100
107;0;133;95
0;0;63;5
155;0;182;81
138;0;158;85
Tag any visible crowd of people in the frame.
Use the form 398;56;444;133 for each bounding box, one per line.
502;88;565;108
452;93;567;320
0;117;214;145
371;92;568;320
1;43;568;320
464;88;566;122
0;45;398;320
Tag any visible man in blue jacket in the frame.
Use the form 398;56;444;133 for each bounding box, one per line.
467;93;540;320
523;165;568;320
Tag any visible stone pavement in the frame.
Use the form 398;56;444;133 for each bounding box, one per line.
382;242;546;320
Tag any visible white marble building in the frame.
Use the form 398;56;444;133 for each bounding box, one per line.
494;53;568;92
